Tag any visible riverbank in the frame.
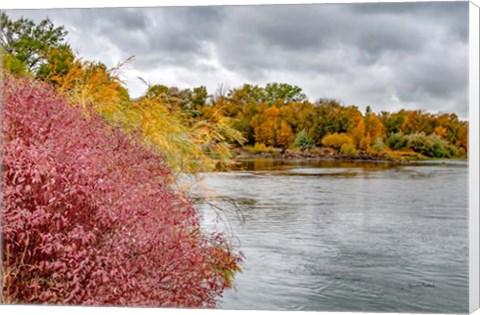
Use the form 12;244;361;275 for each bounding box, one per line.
230;147;424;164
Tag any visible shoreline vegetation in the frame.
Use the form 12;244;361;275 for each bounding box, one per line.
232;147;422;163
229;146;467;164
0;13;468;307
211;147;467;172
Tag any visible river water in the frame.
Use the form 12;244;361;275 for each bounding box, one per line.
194;159;468;313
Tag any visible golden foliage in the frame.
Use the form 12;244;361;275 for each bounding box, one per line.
321;133;354;150
49;57;130;119
44;56;244;175
252;105;294;148
434;126;447;138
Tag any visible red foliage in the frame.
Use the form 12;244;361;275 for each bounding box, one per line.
2;75;241;307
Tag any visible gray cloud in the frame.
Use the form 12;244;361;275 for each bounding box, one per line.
5;2;469;118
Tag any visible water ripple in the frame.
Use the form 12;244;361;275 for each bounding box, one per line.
197;161;468;313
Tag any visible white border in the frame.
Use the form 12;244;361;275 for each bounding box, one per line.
470;2;480;313
0;0;473;10
0;1;479;315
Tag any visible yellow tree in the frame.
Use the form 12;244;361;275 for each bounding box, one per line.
253;105;280;146
277;120;294;148
49;57;130;121
364;112;385;150
348;114;366;149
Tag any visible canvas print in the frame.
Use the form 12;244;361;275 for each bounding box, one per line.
0;1;470;313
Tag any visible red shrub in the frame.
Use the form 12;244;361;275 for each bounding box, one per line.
1;74;241;307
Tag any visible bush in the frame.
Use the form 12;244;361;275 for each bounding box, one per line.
245;142;276;154
457;147;466;157
2;75;241;306
445;143;466;158
321;133;354;150
447;144;459;158
385;133;408;150
371;137;387;153
386;132;453;158
293;129;315;150
405;132;450;158
340;143;357;156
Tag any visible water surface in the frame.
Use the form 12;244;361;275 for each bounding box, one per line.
195;159;468;312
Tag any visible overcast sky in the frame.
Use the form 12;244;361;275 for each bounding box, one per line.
5;2;469;117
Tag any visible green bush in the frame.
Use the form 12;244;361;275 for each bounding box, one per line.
386;133;408;150
386;132;458;158
371;137;387;152
293;129;315;150
405;132;450;158
447;144;459;158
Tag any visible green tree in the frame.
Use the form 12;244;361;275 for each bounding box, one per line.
293;129;315;150
144;84;169;99
192;86;209;107
1;12;68;72
380;111;406;135
264;82;306;106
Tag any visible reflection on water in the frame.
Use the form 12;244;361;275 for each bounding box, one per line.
233;158;399;172
195;159;468;313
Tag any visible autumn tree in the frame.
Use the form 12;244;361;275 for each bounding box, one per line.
279;101;316;136
253;104;280;146
312;101;365;148
434;125;447;139
215;84;265;144
361;106;385;151
50;58;130;120
293;102;316;134
251;104;294;148
435;113;467;150
348;113;366;149
277;120;295;148
36;44;75;83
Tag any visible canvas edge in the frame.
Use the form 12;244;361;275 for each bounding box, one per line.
469;1;480;314
0;1;477;315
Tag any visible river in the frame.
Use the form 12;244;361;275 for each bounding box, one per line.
194;159;469;313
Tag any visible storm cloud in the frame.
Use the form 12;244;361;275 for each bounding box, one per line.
5;2;469;117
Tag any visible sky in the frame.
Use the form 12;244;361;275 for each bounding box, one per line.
5;2;470;117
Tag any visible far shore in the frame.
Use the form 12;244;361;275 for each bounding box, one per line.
225;147;467;167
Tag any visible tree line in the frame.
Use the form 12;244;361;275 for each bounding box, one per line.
2;12;468;170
